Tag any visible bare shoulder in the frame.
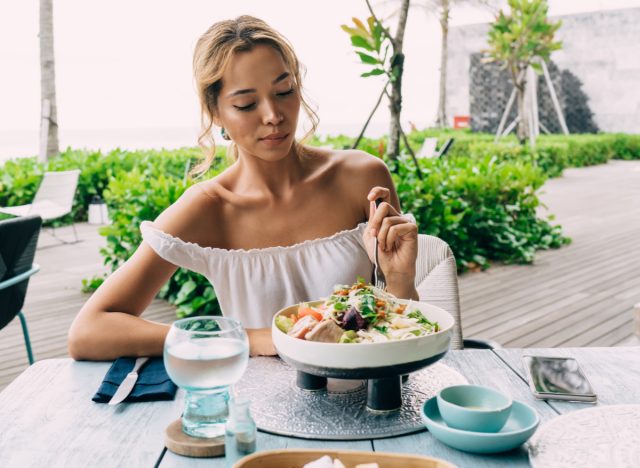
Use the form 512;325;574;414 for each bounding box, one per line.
332;148;396;201
305;147;389;182
304;147;398;214
332;149;391;183
152;178;224;246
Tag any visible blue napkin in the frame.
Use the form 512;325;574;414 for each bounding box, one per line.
92;357;177;403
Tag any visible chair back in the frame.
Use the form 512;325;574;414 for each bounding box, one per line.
415;234;463;350
31;170;81;220
0;216;42;329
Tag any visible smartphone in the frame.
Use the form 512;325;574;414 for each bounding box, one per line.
522;355;597;403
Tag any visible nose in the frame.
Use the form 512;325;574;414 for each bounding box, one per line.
261;98;284;126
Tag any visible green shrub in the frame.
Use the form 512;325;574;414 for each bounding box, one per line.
388;153;570;270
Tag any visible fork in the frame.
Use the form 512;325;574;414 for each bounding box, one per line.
373;198;386;287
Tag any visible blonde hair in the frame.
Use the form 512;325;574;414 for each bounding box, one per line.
191;15;319;177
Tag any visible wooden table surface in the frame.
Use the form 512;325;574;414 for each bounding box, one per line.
1;348;638;467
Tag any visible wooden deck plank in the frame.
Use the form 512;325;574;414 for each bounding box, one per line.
463;269;638;336
460;228;640;304
462;259;640;332
470;277;638;347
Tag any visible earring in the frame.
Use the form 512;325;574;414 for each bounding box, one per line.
220;127;231;141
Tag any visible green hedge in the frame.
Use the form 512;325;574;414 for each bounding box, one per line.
0;146;207;225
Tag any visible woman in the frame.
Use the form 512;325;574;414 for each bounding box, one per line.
68;16;418;360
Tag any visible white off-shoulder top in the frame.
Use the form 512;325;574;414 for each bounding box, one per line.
140;221;373;328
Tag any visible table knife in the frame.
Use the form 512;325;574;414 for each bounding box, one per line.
108;357;150;405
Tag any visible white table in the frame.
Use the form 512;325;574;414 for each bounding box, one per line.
1;348;638;467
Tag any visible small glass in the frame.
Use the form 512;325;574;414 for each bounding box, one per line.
164;316;249;438
225;398;257;466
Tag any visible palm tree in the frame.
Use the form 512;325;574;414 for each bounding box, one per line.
39;0;59;161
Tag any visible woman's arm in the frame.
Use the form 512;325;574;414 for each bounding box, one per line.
68;184;217;361
67;243;178;360
341;150;419;300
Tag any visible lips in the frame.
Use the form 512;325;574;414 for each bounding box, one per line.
260;132;288;141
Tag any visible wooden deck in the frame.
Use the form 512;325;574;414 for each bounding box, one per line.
1;160;639;390
461;160;640;347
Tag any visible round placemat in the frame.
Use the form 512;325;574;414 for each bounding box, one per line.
529;404;640;468
235;357;467;440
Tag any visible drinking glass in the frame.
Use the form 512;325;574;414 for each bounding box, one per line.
164;316;249;438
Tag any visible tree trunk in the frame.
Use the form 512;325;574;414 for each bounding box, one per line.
386;0;410;160
436;0;450;128
39;0;59;161
515;83;529;144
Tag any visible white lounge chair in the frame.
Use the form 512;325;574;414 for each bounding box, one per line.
417;137;439;159
0;170;81;244
417;138;455;159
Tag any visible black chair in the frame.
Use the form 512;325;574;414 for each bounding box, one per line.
0;215;42;365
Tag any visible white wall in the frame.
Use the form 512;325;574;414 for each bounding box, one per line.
447;7;640;133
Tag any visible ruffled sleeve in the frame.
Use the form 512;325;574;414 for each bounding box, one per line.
140;221;210;276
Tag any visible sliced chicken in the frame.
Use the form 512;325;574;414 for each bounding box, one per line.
287;315;318;340
305;319;345;343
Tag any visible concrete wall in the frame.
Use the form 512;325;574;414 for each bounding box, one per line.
447;7;640;133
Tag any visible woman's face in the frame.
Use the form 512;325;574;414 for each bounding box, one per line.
214;44;301;162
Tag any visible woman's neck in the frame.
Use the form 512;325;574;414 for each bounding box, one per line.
232;145;307;201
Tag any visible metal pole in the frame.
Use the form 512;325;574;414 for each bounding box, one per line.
541;60;569;135
502;116;520;137
539;121;551;134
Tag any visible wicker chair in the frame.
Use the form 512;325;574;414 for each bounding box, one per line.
415;234;500;350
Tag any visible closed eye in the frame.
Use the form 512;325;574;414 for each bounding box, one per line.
234;103;256;111
233;89;294;112
277;88;295;97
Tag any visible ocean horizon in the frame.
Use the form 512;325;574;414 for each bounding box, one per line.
0;122;391;163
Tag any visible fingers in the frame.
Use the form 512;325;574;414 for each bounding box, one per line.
384;222;418;252
368;200;400;237
377;215;416;251
367;186;391;203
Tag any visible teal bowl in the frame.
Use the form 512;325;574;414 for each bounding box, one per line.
437;385;512;432
422;396;539;454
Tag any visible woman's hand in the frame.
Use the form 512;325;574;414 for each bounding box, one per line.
363;187;418;299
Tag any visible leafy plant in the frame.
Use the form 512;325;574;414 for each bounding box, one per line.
485;0;562;144
341;0;414;161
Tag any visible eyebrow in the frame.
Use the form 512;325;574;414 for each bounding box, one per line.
228;72;291;97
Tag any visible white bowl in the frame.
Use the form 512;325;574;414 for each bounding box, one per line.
272;299;454;378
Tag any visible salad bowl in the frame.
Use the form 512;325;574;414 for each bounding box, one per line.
272;299;454;379
271;284;454;411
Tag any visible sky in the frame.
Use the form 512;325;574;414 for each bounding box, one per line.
1;0;639;156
